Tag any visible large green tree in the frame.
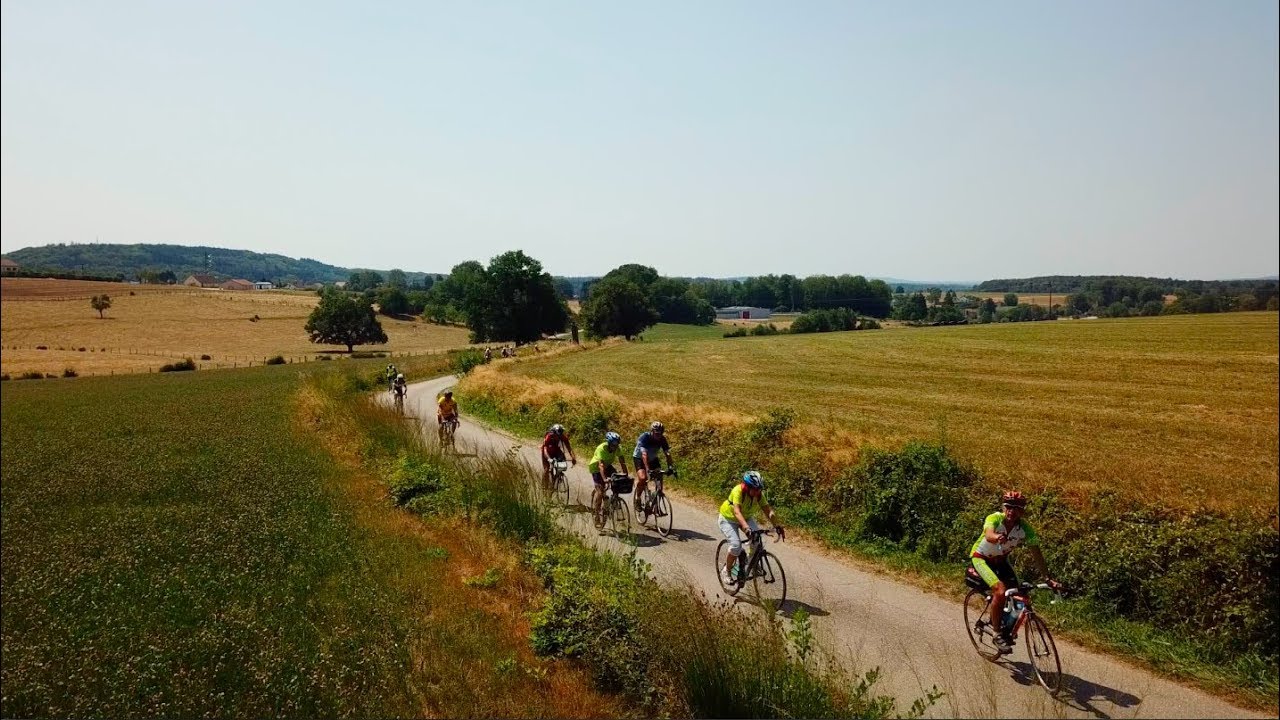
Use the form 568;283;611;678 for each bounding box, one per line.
580;277;659;340
454;252;568;343
305;288;388;352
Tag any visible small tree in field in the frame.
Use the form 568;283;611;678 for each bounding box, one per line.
305;288;388;352
90;294;112;319
1003;293;1019;307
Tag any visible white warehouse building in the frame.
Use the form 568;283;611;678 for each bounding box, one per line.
715;305;772;320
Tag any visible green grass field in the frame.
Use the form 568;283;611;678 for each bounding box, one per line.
509;313;1279;512
0;362;616;718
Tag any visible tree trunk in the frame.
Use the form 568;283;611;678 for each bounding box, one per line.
346;343;354;352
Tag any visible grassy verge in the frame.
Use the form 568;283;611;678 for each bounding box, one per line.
305;366;933;718
457;372;1279;711
0;359;617;717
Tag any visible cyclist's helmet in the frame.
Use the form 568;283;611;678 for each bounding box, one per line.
605;431;621;445
1001;490;1028;509
650;421;664;433
743;470;764;490
551;423;566;436
443;390;453;397
396;373;404;380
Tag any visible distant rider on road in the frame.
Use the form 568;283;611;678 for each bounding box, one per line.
633;422;674;514
970;491;1062;653
541;424;577;486
437;390;459;441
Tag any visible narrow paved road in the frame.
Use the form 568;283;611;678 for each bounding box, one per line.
403;376;1260;719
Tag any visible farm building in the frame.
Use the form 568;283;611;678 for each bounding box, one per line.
184;274;218;288
1;258;20;275
716;305;772;320
220;279;254;291
253;281;274;290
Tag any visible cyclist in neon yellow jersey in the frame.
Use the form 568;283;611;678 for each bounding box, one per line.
970;491;1061;653
589;432;630;531
717;470;784;586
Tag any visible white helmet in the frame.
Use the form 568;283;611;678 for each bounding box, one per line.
396;373;404;380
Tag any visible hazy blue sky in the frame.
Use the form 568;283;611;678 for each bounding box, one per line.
2;1;1276;280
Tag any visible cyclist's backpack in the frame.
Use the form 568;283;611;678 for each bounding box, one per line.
964;565;987;591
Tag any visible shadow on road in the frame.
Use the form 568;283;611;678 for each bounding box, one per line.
665;528;717;543
777;598;831;618
1005;661;1141;719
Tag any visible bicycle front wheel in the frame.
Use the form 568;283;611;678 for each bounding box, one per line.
750;551;787;613
1024;614;1062;693
963;589;1001;662
555;472;570;506
609;499;631;540
654;493;673;537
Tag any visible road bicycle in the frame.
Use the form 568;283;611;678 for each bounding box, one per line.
547;459;571;505
635;467;676;537
962;571;1065;694
439;416;459;453
715;528;787;612
594;473;632;539
393;387;406;415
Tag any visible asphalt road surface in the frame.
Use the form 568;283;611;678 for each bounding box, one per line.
401;375;1260;719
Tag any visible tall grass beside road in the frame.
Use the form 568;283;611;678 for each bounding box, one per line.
304;366;929;718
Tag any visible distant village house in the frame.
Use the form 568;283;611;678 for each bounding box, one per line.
253;281;274;290
184;274;218;288
0;258;19;275
220;279;254;291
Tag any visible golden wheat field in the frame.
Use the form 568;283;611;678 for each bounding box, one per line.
487;313;1279;512
0;278;471;376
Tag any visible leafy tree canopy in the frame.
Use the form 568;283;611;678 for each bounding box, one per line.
580;277;659;340
305;288;388;352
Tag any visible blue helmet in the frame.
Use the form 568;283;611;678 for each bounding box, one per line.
605;431;621;445
742;470;764;489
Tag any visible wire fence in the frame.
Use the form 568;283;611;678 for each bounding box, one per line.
0;347;452;379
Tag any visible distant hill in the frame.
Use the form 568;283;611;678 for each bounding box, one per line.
2;243;440;285
975;275;1278;295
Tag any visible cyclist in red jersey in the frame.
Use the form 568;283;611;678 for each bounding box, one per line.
541;424;576;486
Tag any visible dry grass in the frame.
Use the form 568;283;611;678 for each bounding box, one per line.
481;313;1279;513
1;278;471;376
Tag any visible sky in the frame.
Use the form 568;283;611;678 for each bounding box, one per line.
2;1;1277;281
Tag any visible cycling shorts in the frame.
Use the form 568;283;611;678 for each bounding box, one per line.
590;465;616;486
971;555;1019;588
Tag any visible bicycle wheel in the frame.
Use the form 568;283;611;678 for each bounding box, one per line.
963;589;1001;662
555;471;570;506
751;551;787;613
714;540;741;596
609;498;631;539
1023;614;1062;693
654;492;673;537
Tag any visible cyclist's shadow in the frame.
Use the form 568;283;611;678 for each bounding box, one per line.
1006;661;1141;719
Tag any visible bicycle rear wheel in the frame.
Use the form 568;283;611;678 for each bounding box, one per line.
1024;614;1062;693
654;492;673;537
714;540;741;596
963;589;1001;662
750;551;787;613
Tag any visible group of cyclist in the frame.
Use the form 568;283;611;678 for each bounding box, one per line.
406;370;1064;653
385;364;459;442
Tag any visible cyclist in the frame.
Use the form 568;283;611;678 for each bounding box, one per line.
384;363;399;392
632;421;673;514
718;470;784;587
392;373;407;401
541;423;577;486
589;431;630;531
970;491;1062;653
437;390;459;441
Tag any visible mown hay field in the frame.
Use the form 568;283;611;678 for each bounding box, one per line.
496;312;1279;512
0;362;621;718
0;277;471;376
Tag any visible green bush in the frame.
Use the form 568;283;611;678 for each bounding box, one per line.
266;355;286;365
62;368;78;378
349;351;387;359
200;354;212;360
451;348;486;375
158;358;197;372
19;371;45;380
722;327;748;338
0;373;9;381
